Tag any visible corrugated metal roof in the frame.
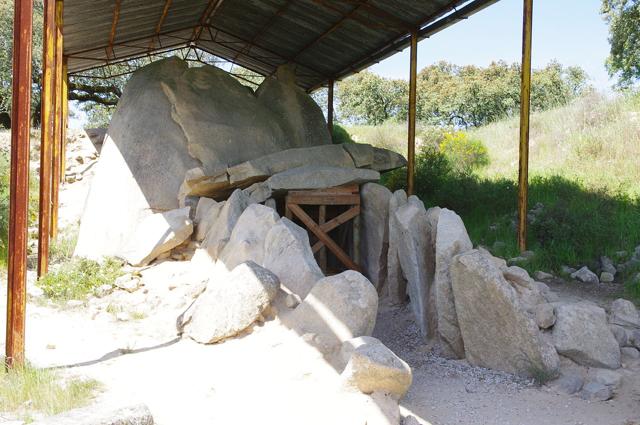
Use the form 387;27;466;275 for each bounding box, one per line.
64;0;498;90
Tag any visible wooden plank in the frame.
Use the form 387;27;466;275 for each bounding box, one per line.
288;184;358;196
6;0;34;368
287;193;359;206
288;204;360;272
317;204;327;270
311;205;360;252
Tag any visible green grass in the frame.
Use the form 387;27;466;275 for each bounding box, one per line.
49;226;79;265
37;257;124;302
356;91;640;301
0;360;100;421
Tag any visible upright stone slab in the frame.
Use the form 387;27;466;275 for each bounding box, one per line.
451;249;560;376
432;208;473;359
262;218;324;298
201;189;252;259
394;196;436;338
386;190;408;304
194;197;222;241
360;183;392;291
219;204;279;269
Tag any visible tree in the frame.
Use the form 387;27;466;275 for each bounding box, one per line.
602;0;640;88
338;71;407;125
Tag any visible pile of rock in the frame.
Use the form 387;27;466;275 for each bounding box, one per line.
355;184;638;402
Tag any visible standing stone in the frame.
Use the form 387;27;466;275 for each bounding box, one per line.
262;218;323;298
451;250;560;376
201;189;252;259
432;208;473;358
119;207;193;266
394;196;435;338
360;183;392;291
219;204;280;269
386;190;408;304
180;261;279;344
552;302;621;369
287;271;378;348
194;197;222;241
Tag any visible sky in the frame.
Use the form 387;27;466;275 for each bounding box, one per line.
369;0;613;90
71;0;614;127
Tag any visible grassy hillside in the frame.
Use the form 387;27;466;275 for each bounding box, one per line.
348;91;640;300
472;92;640;198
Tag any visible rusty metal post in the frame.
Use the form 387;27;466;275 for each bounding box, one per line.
37;0;56;278
518;0;533;252
407;30;418;196
60;59;68;184
50;0;63;240
327;79;334;139
6;0;34;369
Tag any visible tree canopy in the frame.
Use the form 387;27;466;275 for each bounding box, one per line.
336;61;590;127
601;0;640;88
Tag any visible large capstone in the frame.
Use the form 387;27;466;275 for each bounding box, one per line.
75;58;330;260
451;249;560;376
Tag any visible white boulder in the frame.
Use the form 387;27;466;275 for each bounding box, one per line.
340;336;412;400
287;271;378;349
179;261;279;344
201;189;253;259
552;302;621;369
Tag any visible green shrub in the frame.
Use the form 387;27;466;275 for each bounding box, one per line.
439;131;489;175
49;226;79;264
38;257;124;301
331;123;354;144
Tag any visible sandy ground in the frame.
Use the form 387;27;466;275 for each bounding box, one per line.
1;128;639;424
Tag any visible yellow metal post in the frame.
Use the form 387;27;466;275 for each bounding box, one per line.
407;30;418;196
50;0;63;240
518;0;533;252
37;0;56;277
60;59;68;184
327;79;334;139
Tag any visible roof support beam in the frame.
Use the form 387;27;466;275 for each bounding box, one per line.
6;0;34;369
149;0;173;50
231;0;293;65
517;0;533;252
106;0;121;60
406;30;417;196
312;0;413;31
191;0;224;43
289;0;369;63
